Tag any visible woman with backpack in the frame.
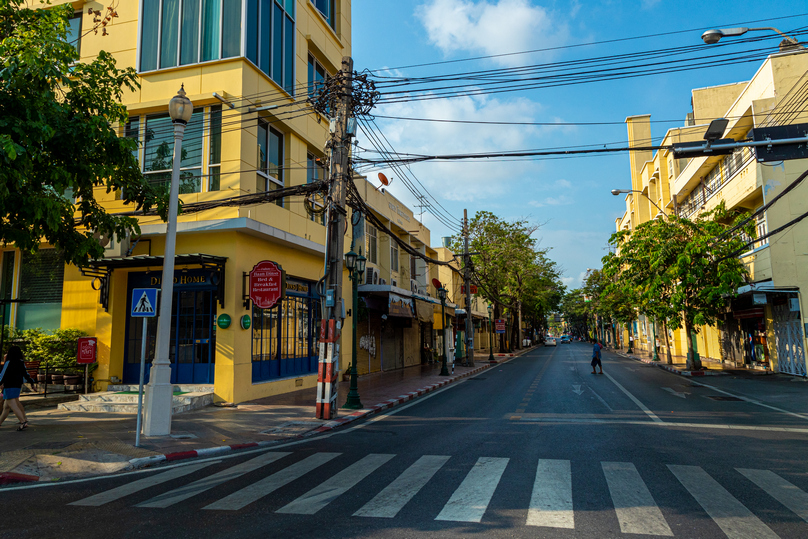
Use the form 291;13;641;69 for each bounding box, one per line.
0;345;36;430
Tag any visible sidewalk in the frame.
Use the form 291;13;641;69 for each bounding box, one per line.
0;348;531;486
611;346;772;377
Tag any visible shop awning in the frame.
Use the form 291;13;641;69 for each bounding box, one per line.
414;298;433;323
80;253;227;311
732;307;764;319
389;293;414;318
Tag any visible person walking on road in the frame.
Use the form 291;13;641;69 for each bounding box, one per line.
0;345;36;430
591;341;603;374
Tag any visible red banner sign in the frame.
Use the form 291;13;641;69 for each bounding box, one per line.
77;337;97;364
250;260;285;309
495;319;506;334
460;285;478;294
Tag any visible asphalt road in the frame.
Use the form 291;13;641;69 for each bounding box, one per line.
8;343;808;539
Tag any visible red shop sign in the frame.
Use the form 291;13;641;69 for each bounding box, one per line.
77;337;97;365
249;260;286;309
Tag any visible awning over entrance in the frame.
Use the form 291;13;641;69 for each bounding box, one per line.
80;253;227;311
414;298;433;323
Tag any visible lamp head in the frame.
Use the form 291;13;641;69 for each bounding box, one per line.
701;27;748;45
703;118;729;142
356;253;367;275
611;189;627;196
345;250;357;272
437;287;447;301
487;304;493;314
169;85;193;124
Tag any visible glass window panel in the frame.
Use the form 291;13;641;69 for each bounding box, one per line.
180;0;200;65
179;169;202;193
259;0;271;74
209;105;222;165
140;0;160;71
307;55;315;95
66;13;82;56
285;0;295;18
144;113;174;173
272;2;283;83
257;121;268;173
221;0;241;58
208;166;221;191
181;108;204;168
284;15;294;93
268;127;282;182
201;0;221;61
125;117;140;164
160;0;180;69
245;0;258;64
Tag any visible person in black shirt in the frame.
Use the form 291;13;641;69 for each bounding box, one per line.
0;345;36;430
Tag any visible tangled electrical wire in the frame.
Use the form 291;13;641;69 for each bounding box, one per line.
307;70;381;118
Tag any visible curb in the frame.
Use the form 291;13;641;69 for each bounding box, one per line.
619;352;724;377
128;362;495;470
0;472;39;486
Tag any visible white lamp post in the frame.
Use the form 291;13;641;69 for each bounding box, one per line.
143;85;192;436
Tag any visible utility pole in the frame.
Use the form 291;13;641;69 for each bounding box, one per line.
463;209;474;367
316;56;353;420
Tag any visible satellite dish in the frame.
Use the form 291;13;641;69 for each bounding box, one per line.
378;172;390;186
432;278;442;289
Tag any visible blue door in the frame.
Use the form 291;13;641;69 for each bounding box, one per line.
123;271;217;385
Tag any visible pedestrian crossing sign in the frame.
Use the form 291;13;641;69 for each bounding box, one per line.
131;288;158;317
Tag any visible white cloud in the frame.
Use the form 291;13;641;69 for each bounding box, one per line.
363;92;562;203
416;0;571;66
555;179;572;189
529;194;574;207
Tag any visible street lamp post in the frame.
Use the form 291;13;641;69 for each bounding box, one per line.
505;312;511;353
652;317;659;361
143;86;192;437
701;27;805;49
438;287;449;376
343;250;366;409
487;305;495;363
611;189;667;217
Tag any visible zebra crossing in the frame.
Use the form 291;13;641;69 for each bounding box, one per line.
68;451;808;536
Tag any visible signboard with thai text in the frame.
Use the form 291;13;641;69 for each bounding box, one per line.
495;319;506;334
250;261;285;309
77;337;97;364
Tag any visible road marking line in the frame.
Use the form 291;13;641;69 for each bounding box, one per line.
204;452;340;511
668;465;779;539
602;462;672;536
515;417;808;433
354;455;450;518
69;461;218;506
737;468;808;522
526;459;573;529
276;453;394;514
603;371;663;423
692;381;808;421
136;451;290;508
435;457;509;523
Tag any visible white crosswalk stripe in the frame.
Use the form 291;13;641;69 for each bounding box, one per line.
354;455;450;518
435;457;509;523
204;452;341;511
526;459;573;529
669;464;780;539
136;452;290;508
69;461;218;507
276;453;395;515
737;468;808;523
603;462;672;536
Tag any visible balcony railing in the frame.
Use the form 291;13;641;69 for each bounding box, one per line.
678;146;754;219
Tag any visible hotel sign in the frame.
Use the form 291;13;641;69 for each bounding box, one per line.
250;261;286;309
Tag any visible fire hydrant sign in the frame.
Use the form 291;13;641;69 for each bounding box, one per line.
77;337;97;364
250;260;285;309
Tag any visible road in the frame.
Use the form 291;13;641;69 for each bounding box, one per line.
9;342;808;539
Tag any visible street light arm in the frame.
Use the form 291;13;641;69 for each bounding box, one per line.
749;27;803;45
610;188;667;217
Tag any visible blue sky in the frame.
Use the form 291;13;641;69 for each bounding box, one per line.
351;1;808;289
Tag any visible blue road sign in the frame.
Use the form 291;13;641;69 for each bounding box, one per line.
131;288;158;317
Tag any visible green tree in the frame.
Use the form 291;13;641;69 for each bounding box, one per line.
0;1;166;266
602;204;752;369
455;211;562;351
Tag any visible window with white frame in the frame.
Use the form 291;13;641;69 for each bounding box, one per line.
391;241;399;273
143;108;204;194
257;119;284;205
308;54;328;97
66;11;82;56
139;0;243;72
208;104;222;191
366;223;377;265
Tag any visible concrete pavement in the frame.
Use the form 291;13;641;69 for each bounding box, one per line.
0;349;526;486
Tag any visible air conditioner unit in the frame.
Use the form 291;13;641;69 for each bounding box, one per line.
364;266;380;285
379;278;387;286
410;279;419;294
103;232;131;258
